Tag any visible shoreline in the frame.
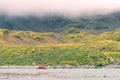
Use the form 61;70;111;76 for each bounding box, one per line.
0;64;120;69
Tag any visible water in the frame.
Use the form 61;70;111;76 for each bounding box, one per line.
0;68;120;80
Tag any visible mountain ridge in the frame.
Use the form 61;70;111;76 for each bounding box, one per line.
0;12;120;32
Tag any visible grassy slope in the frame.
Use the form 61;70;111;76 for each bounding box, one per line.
0;28;120;66
0;29;61;46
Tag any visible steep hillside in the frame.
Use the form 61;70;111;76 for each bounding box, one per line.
0;12;120;32
0;15;72;32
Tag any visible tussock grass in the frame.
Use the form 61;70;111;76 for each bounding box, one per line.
0;28;120;66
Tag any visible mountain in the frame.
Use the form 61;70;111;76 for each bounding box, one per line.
0;12;120;66
0;15;72;32
0;12;120;32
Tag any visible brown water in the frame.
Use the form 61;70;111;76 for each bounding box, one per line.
0;68;120;80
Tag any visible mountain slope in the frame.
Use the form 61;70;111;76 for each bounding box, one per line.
0;12;120;32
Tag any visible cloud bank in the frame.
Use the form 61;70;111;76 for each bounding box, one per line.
0;0;120;16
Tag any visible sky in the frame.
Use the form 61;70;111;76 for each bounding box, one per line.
0;0;120;16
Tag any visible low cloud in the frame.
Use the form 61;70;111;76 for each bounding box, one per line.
0;0;120;16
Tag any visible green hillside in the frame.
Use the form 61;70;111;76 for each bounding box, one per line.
0;29;61;46
0;28;120;66
1;12;120;32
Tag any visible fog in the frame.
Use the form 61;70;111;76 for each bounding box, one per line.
0;0;120;16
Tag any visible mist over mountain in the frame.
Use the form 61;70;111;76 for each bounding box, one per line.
0;11;120;32
1;0;120;66
0;14;72;32
0;0;120;32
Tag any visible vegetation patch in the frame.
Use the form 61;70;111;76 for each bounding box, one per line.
0;28;119;66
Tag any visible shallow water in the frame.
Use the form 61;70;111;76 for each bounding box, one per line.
0;68;120;80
